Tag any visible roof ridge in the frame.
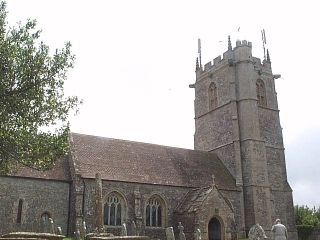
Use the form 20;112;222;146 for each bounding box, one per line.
71;132;214;153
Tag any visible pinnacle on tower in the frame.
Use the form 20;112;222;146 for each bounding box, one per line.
195;57;200;71
266;49;271;62
228;35;232;50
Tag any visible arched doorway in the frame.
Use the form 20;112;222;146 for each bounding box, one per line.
208;217;222;240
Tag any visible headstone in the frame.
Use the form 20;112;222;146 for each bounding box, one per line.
132;220;137;236
95;173;104;232
75;229;81;240
121;223;128;236
57;226;63;235
248;224;267;240
81;221;87;237
194;228;201;240
136;218;143;236
166;227;175;240
49;218;55;234
178;222;186;240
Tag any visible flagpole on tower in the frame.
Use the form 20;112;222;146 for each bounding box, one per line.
261;29;267;61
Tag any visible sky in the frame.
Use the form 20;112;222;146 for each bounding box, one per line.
6;0;320;207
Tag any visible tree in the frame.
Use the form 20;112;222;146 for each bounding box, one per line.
295;205;320;240
295;205;320;226
0;1;81;174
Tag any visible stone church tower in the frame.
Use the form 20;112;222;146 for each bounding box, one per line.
192;37;297;238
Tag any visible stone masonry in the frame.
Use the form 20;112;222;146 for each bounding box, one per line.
193;38;297;239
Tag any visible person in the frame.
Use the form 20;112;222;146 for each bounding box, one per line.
271;219;288;240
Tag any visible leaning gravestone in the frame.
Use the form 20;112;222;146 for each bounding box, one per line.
49;218;55;234
166;227;175;240
121;223;128;236
248;224;267;240
57;226;63;235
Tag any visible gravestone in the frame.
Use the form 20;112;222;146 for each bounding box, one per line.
75;229;81;240
121;223;128;236
178;223;186;240
81;220;87;238
166;227;175;240
57;226;63;235
248;224;267;240
132;220;137;236
194;228;201;240
49;218;55;234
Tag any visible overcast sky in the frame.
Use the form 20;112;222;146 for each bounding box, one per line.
7;0;320;207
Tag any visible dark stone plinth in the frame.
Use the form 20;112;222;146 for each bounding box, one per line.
1;232;65;240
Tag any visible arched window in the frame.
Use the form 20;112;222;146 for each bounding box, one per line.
104;192;125;226
208;82;218;110
146;195;165;227
40;212;51;233
41;212;51;223
17;199;23;224
256;79;267;106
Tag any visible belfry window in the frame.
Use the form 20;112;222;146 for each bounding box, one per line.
208;82;218;110
104;192;124;226
256;79;267;106
146;195;164;227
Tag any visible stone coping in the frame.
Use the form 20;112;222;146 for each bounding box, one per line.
87;236;150;240
1;232;65;240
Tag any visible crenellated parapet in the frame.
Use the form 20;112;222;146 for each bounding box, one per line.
195;38;272;82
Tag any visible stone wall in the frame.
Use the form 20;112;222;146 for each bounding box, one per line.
221;189;245;235
0;176;70;235
81;179;190;240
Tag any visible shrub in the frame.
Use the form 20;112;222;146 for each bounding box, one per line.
296;225;314;240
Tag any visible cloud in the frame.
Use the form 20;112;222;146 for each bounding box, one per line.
286;127;320;206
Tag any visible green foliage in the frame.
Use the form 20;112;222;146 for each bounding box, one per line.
296;225;314;240
0;1;81;174
295;205;320;226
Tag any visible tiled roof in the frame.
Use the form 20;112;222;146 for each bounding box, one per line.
175;187;212;213
175;185;234;213
71;133;236;190
7;156;71;181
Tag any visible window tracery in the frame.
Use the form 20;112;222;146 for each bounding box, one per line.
104;192;125;226
146;195;164;227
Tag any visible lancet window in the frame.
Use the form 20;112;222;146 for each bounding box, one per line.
209;82;218;110
16;199;23;224
256;79;267;106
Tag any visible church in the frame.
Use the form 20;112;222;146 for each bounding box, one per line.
0;37;297;240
